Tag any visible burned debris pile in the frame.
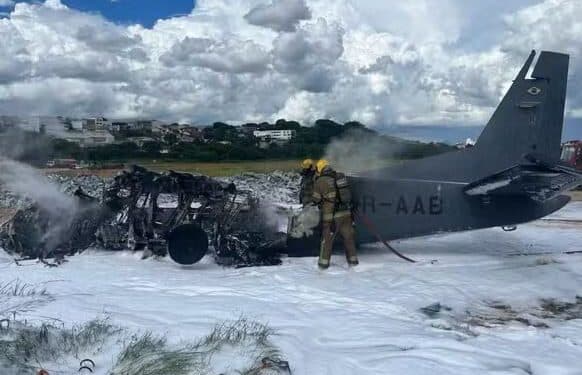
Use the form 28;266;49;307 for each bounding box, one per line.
222;171;301;205
0;166;297;267
0;175;110;210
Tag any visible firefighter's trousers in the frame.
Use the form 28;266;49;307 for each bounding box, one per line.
318;214;358;268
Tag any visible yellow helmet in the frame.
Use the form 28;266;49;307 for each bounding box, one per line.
316;159;329;174
301;158;314;170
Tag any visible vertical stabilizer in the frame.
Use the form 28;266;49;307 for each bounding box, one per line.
475;50;569;166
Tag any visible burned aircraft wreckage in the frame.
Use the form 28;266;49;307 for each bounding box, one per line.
0;166;312;267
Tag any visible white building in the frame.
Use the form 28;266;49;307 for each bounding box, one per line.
253;129;296;141
83;117;109;131
71;120;83;130
64;131;115;148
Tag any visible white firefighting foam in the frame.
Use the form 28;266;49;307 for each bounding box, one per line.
0;201;581;374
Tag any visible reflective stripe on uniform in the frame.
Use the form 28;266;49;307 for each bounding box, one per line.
319;233;332;265
348;256;359;262
323;191;336;199
322;213;334;221
322;210;351;221
333;211;352;219
313;192;322;200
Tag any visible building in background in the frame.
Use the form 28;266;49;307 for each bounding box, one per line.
64;131;115;148
253;129;296;141
110;121;129;133
253;129;296;149
71;120;83;130
128;120;153;131
83;117;109;131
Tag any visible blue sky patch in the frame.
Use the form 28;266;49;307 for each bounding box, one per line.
62;0;196;27
0;0;196;27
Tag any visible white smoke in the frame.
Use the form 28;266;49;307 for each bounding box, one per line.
324;129;404;175
259;202;289;233
290;130;397;238
0;158;79;253
288;205;320;238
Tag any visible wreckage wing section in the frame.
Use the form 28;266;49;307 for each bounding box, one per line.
464;159;582;202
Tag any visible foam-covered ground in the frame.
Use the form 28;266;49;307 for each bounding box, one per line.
1;203;581;374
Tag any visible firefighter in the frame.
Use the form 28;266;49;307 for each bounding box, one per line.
312;159;358;269
299;159;316;205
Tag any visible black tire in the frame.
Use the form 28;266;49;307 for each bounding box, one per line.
167;224;209;265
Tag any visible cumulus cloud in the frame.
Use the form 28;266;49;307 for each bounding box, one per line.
0;0;581;131
273;18;344;92
35;53;132;82
346;1;463;44
501;0;582;109
162;37;270;74
76;24;140;52
0;21;31;83
245;0;311;32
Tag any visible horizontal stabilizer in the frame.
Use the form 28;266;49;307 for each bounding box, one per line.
464;162;582;202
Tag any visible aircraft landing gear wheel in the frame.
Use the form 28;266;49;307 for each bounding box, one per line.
167;224;208;265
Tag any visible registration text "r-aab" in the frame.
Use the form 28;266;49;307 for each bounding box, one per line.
357;195;443;215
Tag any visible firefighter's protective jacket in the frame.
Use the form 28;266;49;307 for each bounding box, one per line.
299;169;315;204
312;169;351;222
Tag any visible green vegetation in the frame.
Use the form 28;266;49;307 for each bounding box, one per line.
0;317;289;375
0;280;55;317
1;118;456;167
113;332;205;375
113;317;285;375
0;279;290;374
0;319;120;373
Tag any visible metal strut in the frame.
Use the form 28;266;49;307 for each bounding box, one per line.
353;209;417;263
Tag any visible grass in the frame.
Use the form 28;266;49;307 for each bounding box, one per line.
0;280;55;318
194;317;287;375
113;332;207;375
198;317;274;350
0;280;290;374
0;280;51;298
0;310;291;375
0;318;120;373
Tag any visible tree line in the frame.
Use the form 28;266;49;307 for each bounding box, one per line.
0;119;456;165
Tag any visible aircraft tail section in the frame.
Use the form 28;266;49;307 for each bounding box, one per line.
475;50;569;165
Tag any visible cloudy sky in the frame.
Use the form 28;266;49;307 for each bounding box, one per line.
0;0;581;141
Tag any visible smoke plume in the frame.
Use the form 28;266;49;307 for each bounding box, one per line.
259;202;289;233
0;158;79;254
288;205;319;238
323;129;404;175
0;121;52;162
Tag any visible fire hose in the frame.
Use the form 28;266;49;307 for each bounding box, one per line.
352;209;417;263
